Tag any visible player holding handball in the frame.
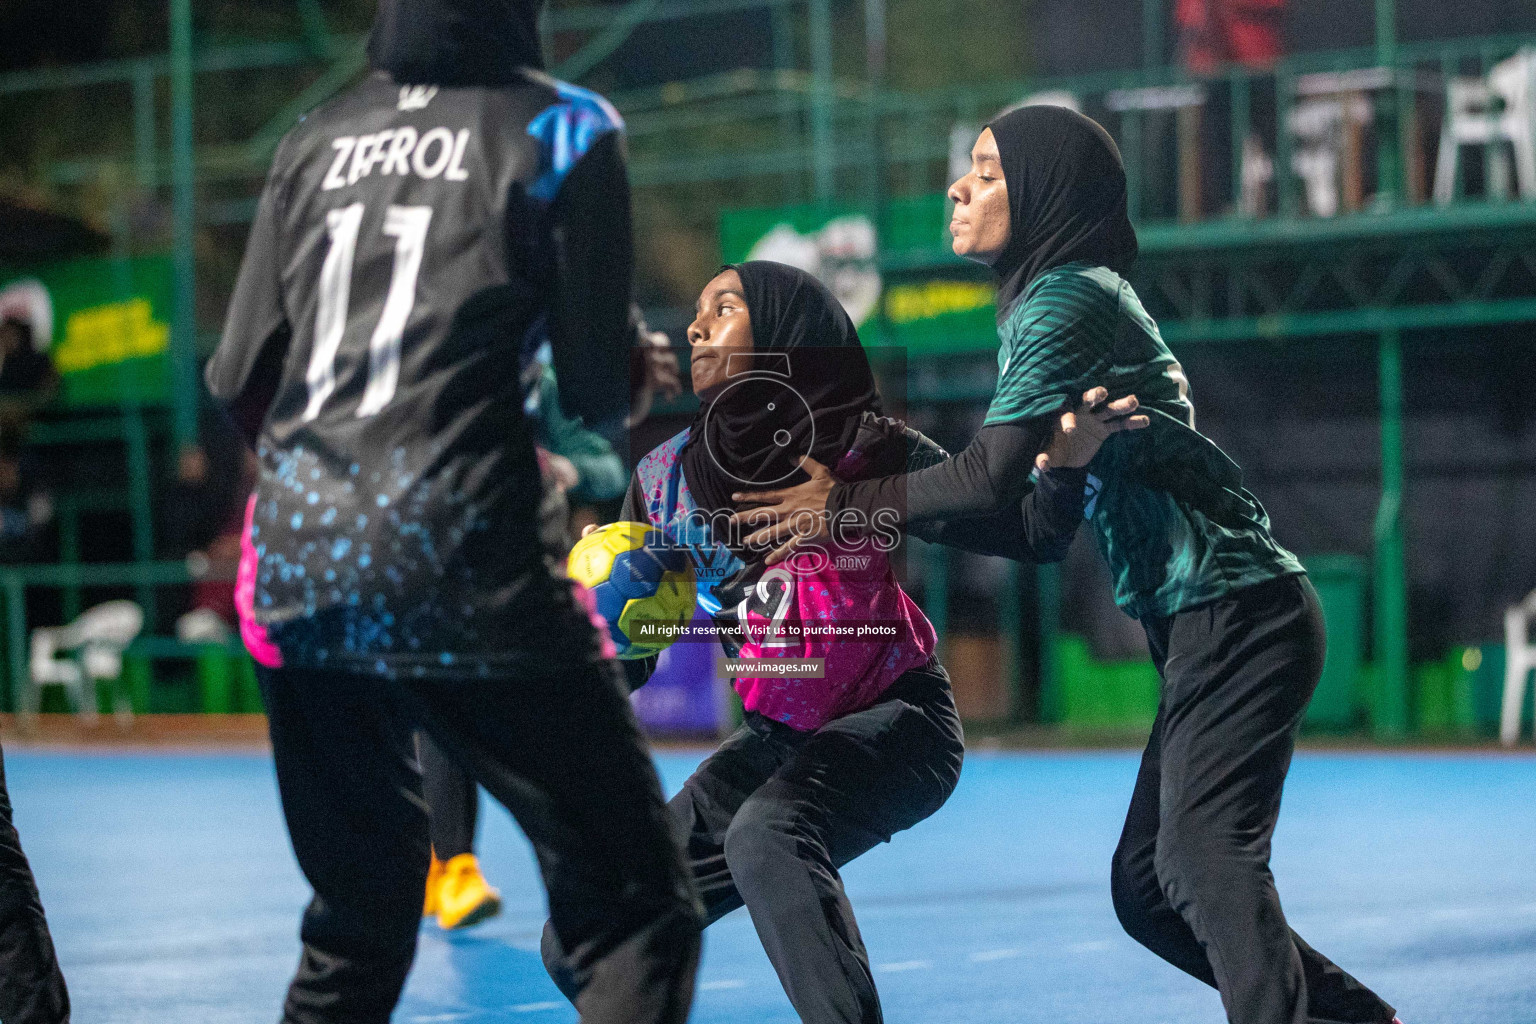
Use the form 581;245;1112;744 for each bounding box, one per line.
544;261;1141;1024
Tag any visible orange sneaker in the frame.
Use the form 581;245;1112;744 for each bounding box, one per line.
423;852;445;918
435;853;502;930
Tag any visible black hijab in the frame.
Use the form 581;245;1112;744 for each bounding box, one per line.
985;105;1139;320
369;0;545;84
679;262;881;520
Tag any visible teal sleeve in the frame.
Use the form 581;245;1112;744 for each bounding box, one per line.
982;282;1120;427
535;365;627;502
567;444;627;502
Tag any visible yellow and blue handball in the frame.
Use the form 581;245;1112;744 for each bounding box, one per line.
567;521;696;660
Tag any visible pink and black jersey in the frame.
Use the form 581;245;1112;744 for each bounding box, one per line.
626;415;944;732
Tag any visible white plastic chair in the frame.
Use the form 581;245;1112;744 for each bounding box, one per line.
1502;588;1536;746
29;629;89;718
1434;47;1536;205
1239;134;1274;217
176;607;233;645
1289;95;1372;218
28;600;144;724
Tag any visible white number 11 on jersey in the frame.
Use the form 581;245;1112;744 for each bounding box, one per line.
303;202;433;421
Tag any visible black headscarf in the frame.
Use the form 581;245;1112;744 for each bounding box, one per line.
985;105;1139;320
679;262;881;520
369;0;545;84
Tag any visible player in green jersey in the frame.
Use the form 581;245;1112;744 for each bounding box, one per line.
730;105;1401;1024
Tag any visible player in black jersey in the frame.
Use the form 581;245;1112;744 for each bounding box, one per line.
204;2;701;1022
419;347;672;932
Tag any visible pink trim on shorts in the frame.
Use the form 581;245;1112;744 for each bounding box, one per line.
235;493;283;669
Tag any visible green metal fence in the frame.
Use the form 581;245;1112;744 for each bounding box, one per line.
0;561;249;722
4;7;1534;731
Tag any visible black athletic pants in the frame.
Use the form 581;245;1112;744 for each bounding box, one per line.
417;732;477;860
1111;574;1395;1024
544;660;964;1024
259;658;701;1024
0;739;69;1024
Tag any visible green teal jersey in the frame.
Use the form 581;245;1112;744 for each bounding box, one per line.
533;362;626;502
984;262;1304;619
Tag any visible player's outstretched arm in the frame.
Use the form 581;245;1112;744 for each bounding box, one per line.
732;389;1145;564
921;388;1147;564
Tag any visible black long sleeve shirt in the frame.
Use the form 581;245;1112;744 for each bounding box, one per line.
830;421;1091;564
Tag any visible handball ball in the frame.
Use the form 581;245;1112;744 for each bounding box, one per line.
568;522;696;660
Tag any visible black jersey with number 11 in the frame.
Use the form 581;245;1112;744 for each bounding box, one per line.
206;23;636;676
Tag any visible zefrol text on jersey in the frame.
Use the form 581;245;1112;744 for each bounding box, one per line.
322;128;471;190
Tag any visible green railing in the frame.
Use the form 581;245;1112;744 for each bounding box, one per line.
0;561;242;720
23;412;166;620
13;21;1535;226
604;32;1536;225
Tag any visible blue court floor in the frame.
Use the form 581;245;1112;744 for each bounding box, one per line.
7;747;1535;1024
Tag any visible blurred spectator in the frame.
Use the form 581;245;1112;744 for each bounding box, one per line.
1178;0;1286;75
178;448;258;634
1175;0;1284;218
0;314;57;406
0;447;50;562
161;407;249;559
0;314;57;561
164;407;258;634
